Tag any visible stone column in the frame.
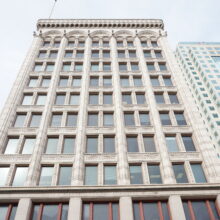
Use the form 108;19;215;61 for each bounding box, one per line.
72;35;91;185
169;195;186;220
119;197;133;220
26;34;68;186
110;35;130;185
159;34;220;183
68;197;82;220
15;198;32;220
135;36;175;184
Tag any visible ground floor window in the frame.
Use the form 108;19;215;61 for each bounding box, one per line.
82;202;119;220
0;204;17;220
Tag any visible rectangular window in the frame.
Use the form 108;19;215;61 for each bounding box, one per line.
68;41;75;47
43;41;50;47
76;50;84;58
120;77;130;87
78;41;85;47
166;136;179;152
103;77;112;87
103;136;115;153
36;94;47;105
89;94;99;105
14;114;26;127
92;41;99;47
4;138;19;154
87;113;98;126
103;50;110;58
182;135;196;151
28;78;38;87
84;166;97;185
49;51;58;59
91;63;99;71
12;167;28;186
175;112;187;125
151;41;158;47
143;136;156;152
66;113;77;127
124;113;135;126
103;63;111;71
59;78;68;87
51;114;62;127
86;137;98;153
104;165;117;185
131;63;139;71
41;78;51;87
150;77;160;86
169;93;179;104
39;167;53;186
136;93;146;104
38;51;46;58
148;164;162;184
160;113;171;125
119;63;127;71
103;113;114;126
0;204;18;220
22;95;32;105
191;164;206;183
90;77;99;86
141;41;148;47
155;51;163;58
117;41;124;47
63;137;75;154
159;63;167;71
74;63;83;71
103;41;109;47
103;94;112;105
163;77;173;86
64;51;73;58
58;166;72;185
146;63;155;71
127;136;139;152
155;93;165;104
144;50;151;58
122;93;132;104
22;138;36;154
0;167;9;186
53;41;60;48
133;77;142;86
173;164;188;183
127;41;134;47
29;114;41;127
130;165;143;184
118;50;125;58
72;78;81;87
91;50;99;58
45;137;58;154
69;94;80;105
55;94;65;105
139;112;150;126
46;63;54;72
34;63;43;72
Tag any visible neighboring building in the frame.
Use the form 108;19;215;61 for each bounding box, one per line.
0;19;220;220
176;42;220;158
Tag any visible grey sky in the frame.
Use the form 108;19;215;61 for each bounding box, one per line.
0;0;219;111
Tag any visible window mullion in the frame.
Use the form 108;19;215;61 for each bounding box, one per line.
157;201;164;220
57;203;62;220
109;202;113;220
206;200;216;220
188;201;196;220
139;201;145;220
90;202;93;220
38;204;44;220
5;204;13;220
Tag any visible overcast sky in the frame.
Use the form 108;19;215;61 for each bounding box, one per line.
0;0;219;111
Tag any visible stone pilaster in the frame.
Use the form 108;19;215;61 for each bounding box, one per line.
119;197;133;220
15;198;32;220
169;195;186;220
68;197;82;220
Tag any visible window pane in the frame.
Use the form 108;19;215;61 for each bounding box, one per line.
70;94;80;105
85;166;97;185
133;203;140;220
93;204;108;220
133;77;142;86
104;166;117;185
34;64;43;72
49;51;57;58
103;137;115;153
63;64;71;71
175;113;187;125
12;167;28;186
173;164;188;183
103;94;112;104
88;114;98;126
22;95;32;105
209;200;219;219
0;206;8;220
161;202;170;220
160;113;171;125
46;64;54;71
10;205;18;220
131;63;139;71
148;165;162;184
127;137;139;152
91;63;99;71
103;114;114;126
42;205;58;220
143;202;159;220
14;115;26;127
31;205;39;220
122;94;132;104
39;51;46;58
89;94;99;105
51;114;62;127
86;137;98;153
136;94;146;104
146;63;155;71
159;63;167;71
58;166;72;185
103;63;111;71
112;203;119;220
183;202;191;220
90;77;99;86
130;165;142;184
46;138;58;154
5;138;19;154
61;204;69;220
22;138;36;154
65;51;73;58
151;78;160;86
120;78;129;87
66;114;77;127
191;164;206;183
36;95;47;105
169;94;179;104
155;51;163;58
155;94;165;104
139;113;150;125
191;201;210;220
41;78;51;87
39;167;53;186
166;137;179;152
143;137;156;152
75;63;83;71
28;78;38;87
30;115;41;127
72;78;81;87
163;77;173;86
103;77;112;86
55;95;65;105
119;63;127;71
63;137;75;154
76;51;84;58
59;78;68;87
182;136;196;151
83;204;90;220
124;113;135;126
144;50;151;58
0;167;9;186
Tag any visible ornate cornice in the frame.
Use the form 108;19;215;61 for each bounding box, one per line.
37;19;164;30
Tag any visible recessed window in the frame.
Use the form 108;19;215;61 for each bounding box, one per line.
103;50;110;58
45;137;58;154
72;77;81;87
120;77;130;87
119;63;127;71
29;114;41;127
117;41;124;47
91;63;99;71
127;136;138;152
91;50;99;58
173;164;188;183
141;41;148;47
136;93;146;104
139;112;150;126
90;77;99;86
36;94;47;105
0;167;9;186
129;50;136;58
146;63;155;71
127;41;134;47
43;41;50;47
124;113;135;126
103;41;109;47
168;93;179;104
103;94;112;105
175;112;187;125
76;50;84;58
58;166;72;185
14;114;26;127
159;113;171;125
118;50;125;58
103;136;115;153
190;164;206;183
144;50;151;58
155;51;163;58
143;136;156;152
74;63;83;71
163;77;173;86
87;113;98;126
64;51;73;58
49;51;58;59
166;136;179;152
69;94;80;105
46;63;54;72
86;137;98;153
22;138;36;154
51;114;62;127
151;41;158;47
38;51;45;58
133;77;142;86
34;63;43;72
130;165;143;184
66;113;77;127
148;164;162;184
159;63;167;71
68;41;75;47
122;93;132;104
131;63;139;71
104;166;117;185
89;94;99;105
22;95;32;105
84;166;97;185
63;137;75;154
4;138;19;154
39;167;54;186
41;78;51;87
182;135;196;151
78;41;85;47
103;62;111;71
55;94;65;105
103;113;114;126
150;77;160;86
92;41;99;47
53;41;60;48
59;78;68;87
28;78;38;87
12;167;28;186
103;77;112;87
155;93;165;104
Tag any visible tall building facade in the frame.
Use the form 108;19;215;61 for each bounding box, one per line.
0;19;220;220
176;42;220;158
